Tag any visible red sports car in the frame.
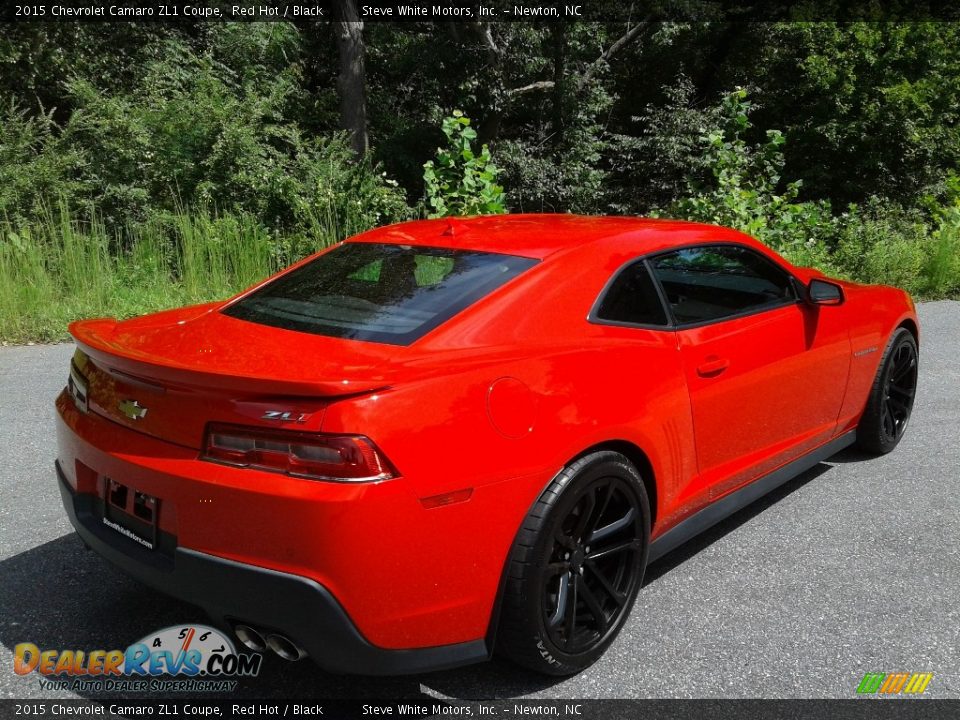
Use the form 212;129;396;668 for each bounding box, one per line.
55;215;919;676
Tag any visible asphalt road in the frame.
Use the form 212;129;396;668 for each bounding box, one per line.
1;301;958;701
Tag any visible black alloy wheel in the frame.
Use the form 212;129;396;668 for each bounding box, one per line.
496;451;650;675
543;478;644;654
857;327;919;454
881;339;918;443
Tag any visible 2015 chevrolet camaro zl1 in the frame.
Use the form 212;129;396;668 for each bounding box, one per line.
55;215;919;676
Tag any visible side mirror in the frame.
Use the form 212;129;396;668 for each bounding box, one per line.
807;278;844;306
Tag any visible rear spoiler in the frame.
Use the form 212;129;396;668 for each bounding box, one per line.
69;318;390;398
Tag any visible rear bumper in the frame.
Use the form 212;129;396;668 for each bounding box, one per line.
56;461;488;675
54;386;526;653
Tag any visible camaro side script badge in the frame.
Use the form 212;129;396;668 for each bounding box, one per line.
118;399;148;421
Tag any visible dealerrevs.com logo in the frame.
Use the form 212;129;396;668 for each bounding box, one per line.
14;625;262;692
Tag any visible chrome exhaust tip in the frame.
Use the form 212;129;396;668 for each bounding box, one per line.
234;624;267;653
266;633;307;661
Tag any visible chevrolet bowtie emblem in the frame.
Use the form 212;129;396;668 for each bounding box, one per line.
118;399;148;421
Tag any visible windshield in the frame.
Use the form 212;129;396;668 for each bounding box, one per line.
222;242;538;345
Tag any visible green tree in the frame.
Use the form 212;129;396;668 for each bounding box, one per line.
667;88;835;259
724;22;960;206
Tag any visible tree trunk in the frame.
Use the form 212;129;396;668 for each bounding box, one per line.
550;24;566;150
474;22;504;147
331;0;368;155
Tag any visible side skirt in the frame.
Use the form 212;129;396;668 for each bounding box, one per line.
647;430;856;564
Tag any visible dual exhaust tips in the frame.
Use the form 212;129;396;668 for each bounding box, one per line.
234;623;306;662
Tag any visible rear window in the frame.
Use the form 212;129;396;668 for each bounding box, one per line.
222;243;538;345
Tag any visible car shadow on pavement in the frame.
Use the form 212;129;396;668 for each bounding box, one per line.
0;460;838;702
643;462;832;585
819;446;879;464
0;534;561;700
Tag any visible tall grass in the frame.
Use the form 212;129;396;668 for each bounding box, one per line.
924;209;960;298
0;203;335;344
1;200;957;345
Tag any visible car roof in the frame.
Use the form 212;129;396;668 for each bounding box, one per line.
347;214;751;260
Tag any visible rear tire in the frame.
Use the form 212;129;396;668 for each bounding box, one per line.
856;327;918;455
496;451;650;676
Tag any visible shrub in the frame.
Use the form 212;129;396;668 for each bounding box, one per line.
924;208;960;297
608;75;719;213
664;88;960;298
0;37;412;244
423;111;505;218
63;51;410;238
0;101;85;220
667;88;836;255
830;201;927;283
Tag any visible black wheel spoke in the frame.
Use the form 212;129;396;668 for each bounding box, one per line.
587;538;641;561
587;506;635;544
888;384;914;401
594;482;615;527
892;357;916;382
563;573;578;640
577;575;608;632
548;572;572;628
572;491;597;542
881;402;895;437
585;559;626;606
887;395;909;414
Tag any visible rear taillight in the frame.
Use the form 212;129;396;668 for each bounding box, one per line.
201;423;397;482
68;361;89;413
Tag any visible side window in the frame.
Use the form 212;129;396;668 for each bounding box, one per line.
595;261;669;326
650;245;795;325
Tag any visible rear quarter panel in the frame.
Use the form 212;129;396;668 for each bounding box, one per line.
317;331;695;649
317;241;700;630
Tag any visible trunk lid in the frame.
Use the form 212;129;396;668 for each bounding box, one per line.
69;303;402;449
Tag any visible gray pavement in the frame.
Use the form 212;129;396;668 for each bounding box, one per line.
1;301;957;700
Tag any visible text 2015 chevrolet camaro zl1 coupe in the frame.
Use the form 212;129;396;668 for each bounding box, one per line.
55;215;919;676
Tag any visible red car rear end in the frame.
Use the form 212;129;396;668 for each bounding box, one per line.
55;215;919;676
56;237;546;673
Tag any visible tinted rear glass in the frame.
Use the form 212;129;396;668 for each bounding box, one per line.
222;243;538;345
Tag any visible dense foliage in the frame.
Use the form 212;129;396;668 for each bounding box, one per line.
0;21;958;341
423;111;505;218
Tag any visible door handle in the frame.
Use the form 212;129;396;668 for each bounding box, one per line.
696;356;730;378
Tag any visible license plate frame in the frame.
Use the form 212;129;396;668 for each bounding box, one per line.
102;478;159;551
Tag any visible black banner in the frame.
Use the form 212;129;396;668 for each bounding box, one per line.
2;0;959;23
1;700;960;720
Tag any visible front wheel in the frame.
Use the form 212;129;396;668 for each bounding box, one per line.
856;327;918;454
496;451;650;675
